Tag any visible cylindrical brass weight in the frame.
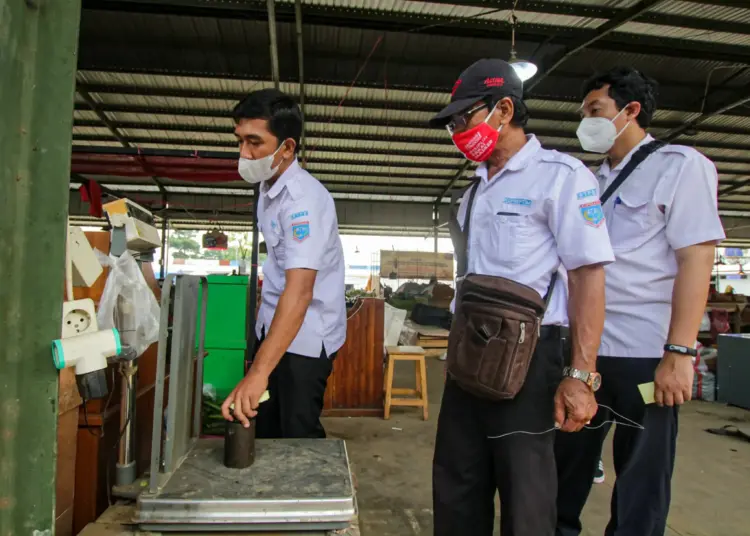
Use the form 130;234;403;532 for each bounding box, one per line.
224;419;256;469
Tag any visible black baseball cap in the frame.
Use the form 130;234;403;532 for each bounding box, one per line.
430;59;524;127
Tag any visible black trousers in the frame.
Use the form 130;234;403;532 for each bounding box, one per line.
433;332;564;536
254;344;334;439
555;357;679;536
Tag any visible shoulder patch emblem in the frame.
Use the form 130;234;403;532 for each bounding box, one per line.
576;189;597;200
580;201;604;227
292;221;310;242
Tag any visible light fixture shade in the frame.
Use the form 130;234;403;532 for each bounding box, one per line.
509;58;538;82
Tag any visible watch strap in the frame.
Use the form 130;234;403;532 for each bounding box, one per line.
563;366;590;383
664;344;698;357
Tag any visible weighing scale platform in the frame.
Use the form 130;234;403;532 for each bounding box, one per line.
136;438;356;532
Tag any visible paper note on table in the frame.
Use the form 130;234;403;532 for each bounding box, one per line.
638;382;655;404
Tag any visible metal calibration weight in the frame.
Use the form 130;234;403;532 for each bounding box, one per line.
224;417;256;469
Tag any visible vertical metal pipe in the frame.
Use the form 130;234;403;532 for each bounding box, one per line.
245;188;261;371
294;0;306;161
116;362;137;486
267;0;280;89
433;205;439;254
0;0;82;530
160;195;168;279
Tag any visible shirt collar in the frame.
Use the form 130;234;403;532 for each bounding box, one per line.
598;133;654;177
264;158;300;199
476;134;541;182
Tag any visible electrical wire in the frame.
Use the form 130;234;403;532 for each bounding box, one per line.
486;404;645;440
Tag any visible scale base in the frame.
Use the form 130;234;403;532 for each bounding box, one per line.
135;438;356;532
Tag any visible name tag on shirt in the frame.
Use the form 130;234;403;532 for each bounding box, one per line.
503;197;533;207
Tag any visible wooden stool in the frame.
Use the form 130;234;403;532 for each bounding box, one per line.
384;346;428;420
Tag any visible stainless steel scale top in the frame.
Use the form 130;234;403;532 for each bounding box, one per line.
136;438;356;532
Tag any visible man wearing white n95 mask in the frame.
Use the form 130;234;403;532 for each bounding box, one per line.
555;67;725;536
221;89;346;439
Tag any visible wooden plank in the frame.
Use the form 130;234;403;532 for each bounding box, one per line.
390;398;425;407
386;345;425;355
418;339;449;349
413;325;450;338
56;409;80;536
324;298;385;413
392;388;419;397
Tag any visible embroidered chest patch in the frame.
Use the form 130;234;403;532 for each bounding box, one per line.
292;221;310;242
580;201;604;227
577;189;597;200
503;197;532;207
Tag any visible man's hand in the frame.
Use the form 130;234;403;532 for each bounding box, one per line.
554;377;598;432
221;369;269;428
654;352;694;407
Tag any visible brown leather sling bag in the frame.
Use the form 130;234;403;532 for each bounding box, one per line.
447;181;555;401
447;141;664;401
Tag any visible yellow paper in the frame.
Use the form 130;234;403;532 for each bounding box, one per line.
229;390;270;411
638;382;655;405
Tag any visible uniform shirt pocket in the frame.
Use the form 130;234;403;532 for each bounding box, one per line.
490;213;526;267
264;225;286;265
610;193;654;251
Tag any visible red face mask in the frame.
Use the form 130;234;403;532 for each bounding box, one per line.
449;107;503;162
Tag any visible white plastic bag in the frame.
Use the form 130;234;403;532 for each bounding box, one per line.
95;250;160;357
699;312;711;333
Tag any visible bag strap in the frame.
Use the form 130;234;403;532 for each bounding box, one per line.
599;140;665;204
449;178;479;280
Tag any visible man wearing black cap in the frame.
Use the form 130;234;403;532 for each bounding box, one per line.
431;59;615;535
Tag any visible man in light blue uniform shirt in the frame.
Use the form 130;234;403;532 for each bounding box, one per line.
556;67;725;536
221;89;346;439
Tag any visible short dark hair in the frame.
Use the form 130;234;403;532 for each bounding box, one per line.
488;95;529;128
581;67;658;128
232;89;303;153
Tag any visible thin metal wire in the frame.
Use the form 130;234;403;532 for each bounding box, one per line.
486;403;645;440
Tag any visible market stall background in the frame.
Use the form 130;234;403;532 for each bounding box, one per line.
65;0;750;246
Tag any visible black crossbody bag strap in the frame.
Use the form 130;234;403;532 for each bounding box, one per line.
449;179;479;280
599;140;665;204
449;179;557;310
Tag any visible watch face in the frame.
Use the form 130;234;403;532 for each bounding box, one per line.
590;373;602;392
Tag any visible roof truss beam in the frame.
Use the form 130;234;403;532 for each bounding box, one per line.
72;126;750;157
79;2;750;68
526;0;668;92
84;0;750;39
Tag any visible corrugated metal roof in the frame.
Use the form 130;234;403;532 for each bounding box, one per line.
71;0;750;218
655;1;750;25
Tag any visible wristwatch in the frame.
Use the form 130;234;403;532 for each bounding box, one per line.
563;366;602;392
664;344;698;357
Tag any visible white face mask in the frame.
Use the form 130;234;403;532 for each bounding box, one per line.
576;108;631;154
237;145;285;184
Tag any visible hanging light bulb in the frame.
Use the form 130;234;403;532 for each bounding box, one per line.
509;15;538;83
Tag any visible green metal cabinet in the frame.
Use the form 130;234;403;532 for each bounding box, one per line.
197;275;249;400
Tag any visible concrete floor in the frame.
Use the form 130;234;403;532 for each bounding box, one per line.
323;358;750;536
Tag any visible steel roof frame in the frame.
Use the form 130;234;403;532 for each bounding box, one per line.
80;0;750;65
404;0;750;35
526;0;669;92
70;90;750;137
71;127;750;157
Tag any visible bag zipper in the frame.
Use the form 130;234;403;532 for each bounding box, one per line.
519;322;526;344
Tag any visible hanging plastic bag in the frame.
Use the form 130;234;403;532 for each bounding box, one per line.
95;250;160;357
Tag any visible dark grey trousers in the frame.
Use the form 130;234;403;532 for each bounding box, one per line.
433;333;564;536
555;357;679;536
